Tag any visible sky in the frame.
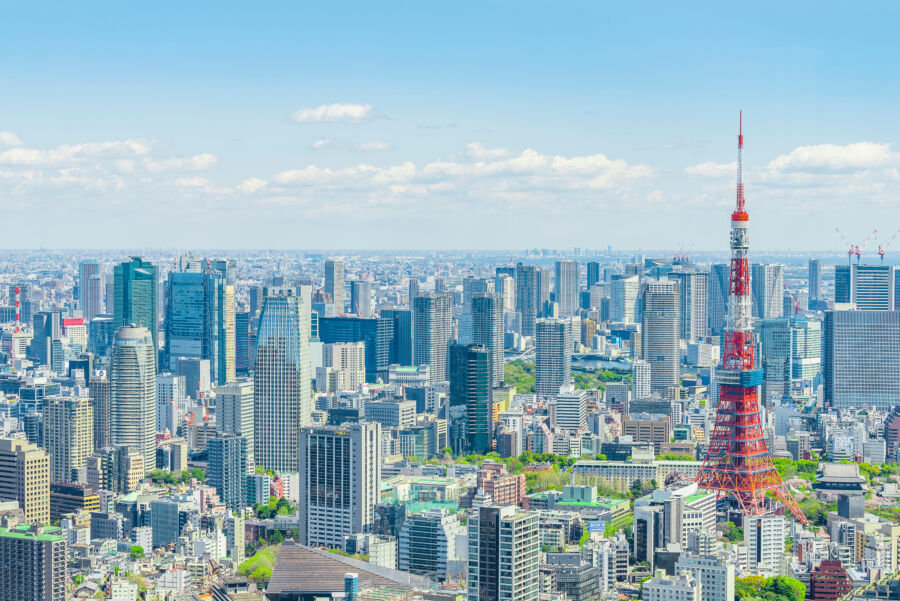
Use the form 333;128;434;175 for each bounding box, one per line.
2;1;900;252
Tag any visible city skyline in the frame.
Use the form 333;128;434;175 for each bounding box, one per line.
3;3;900;249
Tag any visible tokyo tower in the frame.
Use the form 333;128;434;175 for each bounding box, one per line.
694;113;807;524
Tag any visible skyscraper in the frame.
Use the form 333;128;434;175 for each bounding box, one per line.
554;260;579;317
472;293;504;387
641;280;680;395
0;438;50;524
217;378;255;469
671;271;708;342
0;521;67;601
516;264;550;337
790;319;821;383
413;292;452;384
319;315;394;383
254;288;311;472
235;310;251;376
449;344;492;455
298;422;381;547
824;309;900;410
207;435;249;513
587;261;601;289
42;396;93;484
708;264;730;336
325;259;345;310
555;384;587;432
381;308;413;365
113;257;158;352
155;373;186;434
535;318;572;400
757;318;792;403
751;263;784;319
808;259;822;302
350;279;372;317
110;326;157;469
632;359;651;400
89;370;110;451
79;260;103;321
835;264;895;310
611;276;640;323
467;504;539;601
164;262;235;384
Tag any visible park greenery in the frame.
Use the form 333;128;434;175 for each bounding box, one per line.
148;468;205;485
736;576;806;601
238;545;279;584
723;521;744;543
504;360;629;394
253;496;297;519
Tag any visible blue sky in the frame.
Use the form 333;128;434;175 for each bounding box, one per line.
2;1;900;251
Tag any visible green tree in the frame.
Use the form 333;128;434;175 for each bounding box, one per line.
129;545;144;560
764;577;806;601
191;468;205;481
630;479;643;498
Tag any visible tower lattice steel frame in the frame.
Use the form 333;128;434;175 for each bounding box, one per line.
695;114;808;524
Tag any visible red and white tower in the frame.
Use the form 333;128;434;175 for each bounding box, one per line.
695;113;807;524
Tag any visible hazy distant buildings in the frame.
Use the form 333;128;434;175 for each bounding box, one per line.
611;276;640;323
555;260;579;317
350;279;372;317
325;259;345;311
751;263;784;319
708;263;730;336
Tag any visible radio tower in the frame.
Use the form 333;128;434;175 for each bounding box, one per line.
695;113;807;524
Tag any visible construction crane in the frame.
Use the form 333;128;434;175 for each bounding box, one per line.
834;227;856;266
857;228;878;264
783;282;802;314
878;228;900;264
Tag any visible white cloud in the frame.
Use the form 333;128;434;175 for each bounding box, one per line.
767;142;898;172
357;141;393;152
115;160;136;173
290;103;373;124
311;138;332;150
465;143;509;160
144;153;218;173
0;131;22;147
685;161;737;178
0;139;151;166
238;177;267;194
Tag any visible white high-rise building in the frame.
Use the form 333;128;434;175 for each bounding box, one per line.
42;395;94;483
555;260;579;317
675;554;735;601
110;326;157;469
79;260;102;320
671;271;708;342
496;275;516;312
554;384;587;432
323;342;366;390
745;515;785;576
643;572;702;601
155;373;186;434
298;422;381;548
254;288;311;473
216;378;255;470
632;359;652;400
611;276;640;323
